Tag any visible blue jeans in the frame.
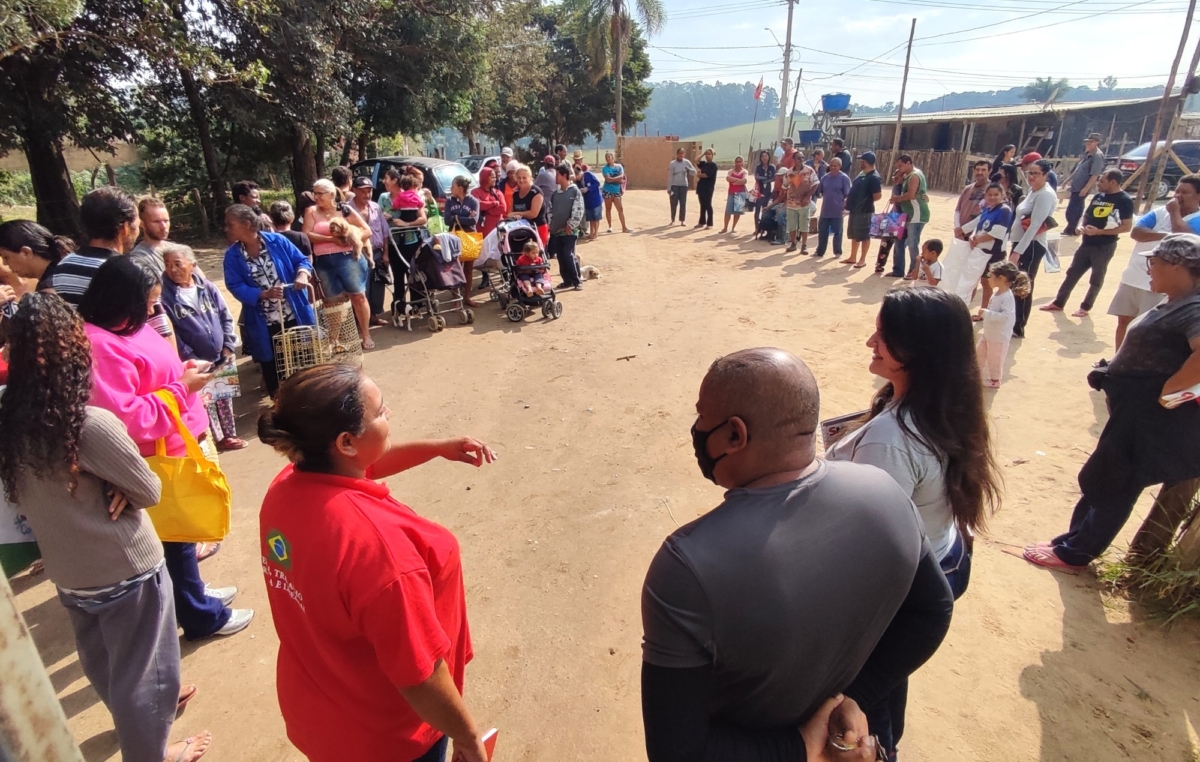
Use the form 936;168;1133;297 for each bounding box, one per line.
816;216;843;256
314;251;370;297
163;541;230;640
413;735;448;762
548;234;581;287
892;221;925;275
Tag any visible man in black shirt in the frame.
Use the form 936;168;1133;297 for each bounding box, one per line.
1042;168;1134;317
843;152;883;267
641;348;954;762
694;148;719;229
830;138;853;180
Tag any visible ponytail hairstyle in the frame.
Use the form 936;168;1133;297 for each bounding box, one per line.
866;288;1001;533
0;220;75;265
258;365;366;473
987;261;1032;298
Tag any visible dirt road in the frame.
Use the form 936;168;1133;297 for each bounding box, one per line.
14;182;1200;761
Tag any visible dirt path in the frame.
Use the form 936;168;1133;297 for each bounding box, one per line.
13;183;1200;762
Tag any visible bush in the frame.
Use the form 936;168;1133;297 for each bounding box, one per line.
0;170;35;206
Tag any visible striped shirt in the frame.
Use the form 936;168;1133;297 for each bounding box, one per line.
51;245;118;307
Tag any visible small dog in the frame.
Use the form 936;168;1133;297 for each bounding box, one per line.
328;217;367;260
580;265;601;280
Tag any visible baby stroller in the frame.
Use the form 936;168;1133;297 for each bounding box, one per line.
389;228;474;332
490;220;563;322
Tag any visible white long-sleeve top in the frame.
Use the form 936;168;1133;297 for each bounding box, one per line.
1010;185;1057;256
979;289;1016;341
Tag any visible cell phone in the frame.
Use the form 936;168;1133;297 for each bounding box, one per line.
482;728;498;761
204;355;234;373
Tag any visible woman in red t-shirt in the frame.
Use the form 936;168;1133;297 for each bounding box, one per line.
257;364;497;762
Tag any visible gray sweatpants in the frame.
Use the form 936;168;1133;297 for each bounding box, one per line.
58;564;180;762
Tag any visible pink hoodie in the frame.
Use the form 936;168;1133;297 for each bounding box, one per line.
85;323;209;457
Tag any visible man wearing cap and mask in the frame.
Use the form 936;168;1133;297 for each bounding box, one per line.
1063;133;1107;236
640;347;954;762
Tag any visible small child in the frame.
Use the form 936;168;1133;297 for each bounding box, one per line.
515;241;551;297
391;175;425;215
976;261;1032;387
915;239;944;287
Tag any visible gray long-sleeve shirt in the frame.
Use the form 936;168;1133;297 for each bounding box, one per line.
1011;185;1058;255
667;159;697;189
549;184;584;235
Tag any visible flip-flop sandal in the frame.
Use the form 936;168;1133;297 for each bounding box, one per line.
1092;358;1109;369
854;262;866;268
196;543;221;562
1022;545;1086;574
166;732;212;762
177;685;197;716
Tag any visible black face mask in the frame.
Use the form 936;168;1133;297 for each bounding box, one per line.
692;419;734;484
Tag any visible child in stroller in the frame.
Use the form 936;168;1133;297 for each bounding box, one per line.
515;241;552;297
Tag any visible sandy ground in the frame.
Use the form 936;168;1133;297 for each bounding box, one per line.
13;181;1200;762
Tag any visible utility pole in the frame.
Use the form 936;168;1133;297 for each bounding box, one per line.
890;18;917;157
777;0;796;143
1133;0;1195;212
787;68;805;139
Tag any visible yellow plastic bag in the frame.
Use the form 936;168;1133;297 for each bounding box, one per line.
453;228;483;262
144;390;232;543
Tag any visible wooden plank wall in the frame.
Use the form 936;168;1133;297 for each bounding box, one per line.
848;149;971;193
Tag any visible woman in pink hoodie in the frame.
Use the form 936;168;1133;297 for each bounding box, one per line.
80;257;254;641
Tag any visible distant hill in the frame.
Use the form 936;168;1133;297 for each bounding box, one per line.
848;84;1182;117
686;116;810;160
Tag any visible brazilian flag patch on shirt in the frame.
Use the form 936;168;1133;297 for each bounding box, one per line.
266;529;292;570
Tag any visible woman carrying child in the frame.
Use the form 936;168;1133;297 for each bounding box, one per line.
825;287;1000;761
976;262;1031;387
380;170;428;320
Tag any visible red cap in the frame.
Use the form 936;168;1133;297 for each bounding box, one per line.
542;155;557;166
1021;152;1042;165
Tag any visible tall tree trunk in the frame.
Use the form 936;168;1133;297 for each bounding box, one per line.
289;122;318;202
338;136;353;167
22;131;81;239
177;65;228;220
357;131;368;161
314;132;327;178
613;3;624;154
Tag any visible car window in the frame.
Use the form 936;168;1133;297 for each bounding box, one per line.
1173;144;1200;169
1125;143;1152;159
352;163;375;179
461;157;484;173
435;164;475;194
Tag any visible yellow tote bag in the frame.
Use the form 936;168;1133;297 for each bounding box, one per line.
144;390;232;543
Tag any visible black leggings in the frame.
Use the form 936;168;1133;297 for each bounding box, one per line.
1014;240;1047;336
389;237;422;313
696;185;715;226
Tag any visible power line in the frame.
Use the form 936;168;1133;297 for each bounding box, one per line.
866;0;1182;13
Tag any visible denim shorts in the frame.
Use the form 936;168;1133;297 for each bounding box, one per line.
585;205;603;222
314;251;369;297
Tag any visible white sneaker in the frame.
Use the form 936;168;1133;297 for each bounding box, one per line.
214;609;254;637
204;585;237;606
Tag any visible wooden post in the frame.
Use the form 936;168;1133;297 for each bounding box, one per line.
1147;34;1200;209
891;19;917;156
1139;114;1150;145
1105;113;1117;151
1052;116;1065;158
1018;118;1028;151
1135;0;1197;212
192;188;208;232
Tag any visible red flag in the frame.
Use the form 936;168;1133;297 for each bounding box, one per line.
754;78;764;101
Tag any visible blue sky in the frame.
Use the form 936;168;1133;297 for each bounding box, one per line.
644;0;1192;108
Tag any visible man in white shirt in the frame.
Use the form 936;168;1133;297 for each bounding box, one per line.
1106;174;1200;349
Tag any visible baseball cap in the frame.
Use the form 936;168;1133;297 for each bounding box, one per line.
352;176;373;189
861;151;876;165
501;147;514;157
1021;152;1042;166
1138;232;1200;264
1086;132;1103;142
542;155;557;166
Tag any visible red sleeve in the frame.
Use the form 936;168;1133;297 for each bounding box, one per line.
353;569;452;688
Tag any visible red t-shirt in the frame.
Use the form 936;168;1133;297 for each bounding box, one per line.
260;466;472;761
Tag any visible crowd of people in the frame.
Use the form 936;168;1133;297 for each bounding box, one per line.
0;127;1199;762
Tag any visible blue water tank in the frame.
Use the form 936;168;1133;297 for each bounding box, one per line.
798;129;823;145
821;93;851;112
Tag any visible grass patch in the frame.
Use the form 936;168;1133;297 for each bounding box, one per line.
1097;550;1200;624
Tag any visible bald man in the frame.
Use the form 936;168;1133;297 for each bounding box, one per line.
640;348;954;762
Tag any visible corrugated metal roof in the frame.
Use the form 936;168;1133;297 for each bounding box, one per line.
840;95;1172;127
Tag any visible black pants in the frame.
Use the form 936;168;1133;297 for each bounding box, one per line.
1013;240;1047;337
1053;238;1117;311
367;245;388;316
548;234;581;287
669;185;689;223
696;185;715;226
390;236;422;313
1064;191;1087;234
260;318;298;397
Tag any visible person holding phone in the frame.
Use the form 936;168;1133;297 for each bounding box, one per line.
160;244;246;452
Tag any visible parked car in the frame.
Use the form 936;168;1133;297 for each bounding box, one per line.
1107;140;1200;199
350;156;475;212
460;154;503;184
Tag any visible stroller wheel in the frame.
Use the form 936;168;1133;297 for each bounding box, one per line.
541;302;551;318
465;309;475;324
552;301;563;319
427;315;439;332
458;309;470;325
506;304;525;323
437;315;447;331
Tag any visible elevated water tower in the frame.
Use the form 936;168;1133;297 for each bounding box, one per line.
800;93;852;147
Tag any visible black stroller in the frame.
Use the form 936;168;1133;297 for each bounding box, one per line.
489;220;563;322
388;227;474;332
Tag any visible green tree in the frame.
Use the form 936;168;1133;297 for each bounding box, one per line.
1099;75;1118;91
567;0;664;145
1;0;82;59
1022;77;1071;104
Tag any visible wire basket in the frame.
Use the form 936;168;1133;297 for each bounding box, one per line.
272;300;363;382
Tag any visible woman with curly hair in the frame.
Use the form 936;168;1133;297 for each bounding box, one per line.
825;287;1001;761
80;257;253;642
0;294;214;762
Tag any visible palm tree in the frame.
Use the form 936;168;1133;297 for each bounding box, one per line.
1022;77;1071;105
571;0;665;148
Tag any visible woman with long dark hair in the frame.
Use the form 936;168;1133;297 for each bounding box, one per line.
257;364;496;762
991;144;1016;176
80;257;253;642
0;219;73;292
0;294;213;762
753;150;777;234
1009;158;1057;338
826;287;1001;761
